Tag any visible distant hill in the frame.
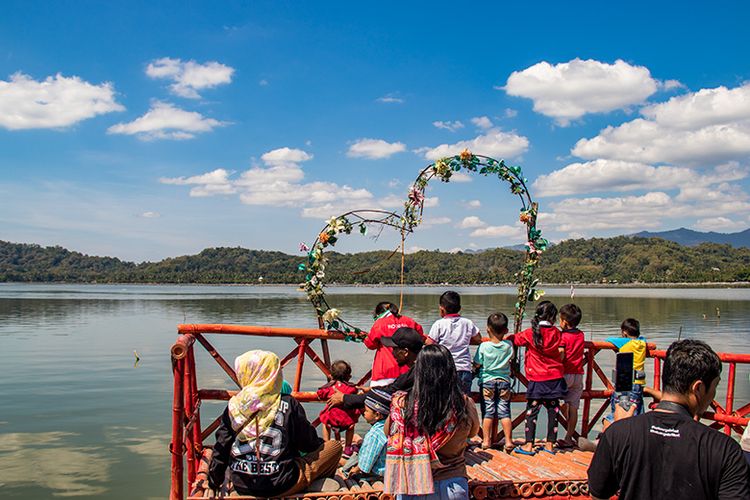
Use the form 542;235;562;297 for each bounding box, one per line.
632;227;750;248
1;237;749;284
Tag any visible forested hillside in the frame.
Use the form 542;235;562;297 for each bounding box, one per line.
2;237;749;284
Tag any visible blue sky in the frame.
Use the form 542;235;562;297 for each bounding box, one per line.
1;1;749;262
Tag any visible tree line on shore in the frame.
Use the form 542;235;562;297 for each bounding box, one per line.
1;237;749;284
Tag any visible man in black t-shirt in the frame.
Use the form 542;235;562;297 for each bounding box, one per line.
588;339;750;500
327;327;424;410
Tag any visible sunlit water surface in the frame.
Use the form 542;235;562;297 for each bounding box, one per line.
1;284;749;498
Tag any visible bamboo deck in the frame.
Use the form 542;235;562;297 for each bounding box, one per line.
188;445;593;499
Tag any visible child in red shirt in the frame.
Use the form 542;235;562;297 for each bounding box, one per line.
317;360;360;457
364;302;424;387
558;303;585;447
510;300;566;455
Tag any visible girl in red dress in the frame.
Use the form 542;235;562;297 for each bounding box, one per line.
317;360;360;457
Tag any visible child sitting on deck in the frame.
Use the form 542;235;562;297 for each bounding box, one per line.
317;360;360;458
473;312;515;451
428;290;482;394
509;300;566;455
559;303;585;447
605;318;647;421
342;389;391;481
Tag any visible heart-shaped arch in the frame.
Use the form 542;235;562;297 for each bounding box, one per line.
298;150;548;338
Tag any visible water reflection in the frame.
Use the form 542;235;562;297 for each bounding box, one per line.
0;432;113;497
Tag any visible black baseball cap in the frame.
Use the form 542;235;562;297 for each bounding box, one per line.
380;327;424;353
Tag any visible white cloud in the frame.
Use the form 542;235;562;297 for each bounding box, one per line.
471;116;493;130
421;216;452;228
470;224;525;239
504;108;518;118
421;128;529;161
140;211;160;218
433;120;464;132
405;246;426;254
459;216;486;228
107;101;227;140
146;57;234;99
466;200;481;208
692;217;739;232
640;83;750;130
260;147;313;165
387;179;400;188
448;247;464;253
573;119;750;165
423;196;440;208
573;83;750;166
504;58;658;125
0;72;124;130
161;147;380;219
376;94;404;104
534;160;695;197
159;168;236;197
259;79;269;86
660;79;685;91
450;172;472;182
347;138;407;159
547;192;671;231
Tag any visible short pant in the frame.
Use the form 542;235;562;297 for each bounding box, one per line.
479;379;511;420
563;374;584;409
457;370;473;395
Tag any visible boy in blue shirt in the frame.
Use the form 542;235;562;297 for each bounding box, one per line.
473;312;515;450
342;389;390;481
606;318;647;421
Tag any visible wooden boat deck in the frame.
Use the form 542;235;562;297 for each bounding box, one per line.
188;446;593;499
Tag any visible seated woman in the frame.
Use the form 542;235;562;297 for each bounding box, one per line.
208;350;342;497
384;344;479;500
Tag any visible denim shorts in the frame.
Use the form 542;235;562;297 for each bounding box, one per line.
397;477;469;500
457;370;473;395
479;379;511;420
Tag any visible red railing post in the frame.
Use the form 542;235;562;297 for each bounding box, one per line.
653;357;661;392
294;338;308;392
581;346;595;437
725;362;736;435
189;348;202;470
170;355;185;500
183;346;199;486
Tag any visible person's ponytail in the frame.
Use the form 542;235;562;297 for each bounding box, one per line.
531;300;557;348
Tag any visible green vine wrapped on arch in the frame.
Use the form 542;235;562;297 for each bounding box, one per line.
406;150;548;333
298;209;412;340
298;149;548;336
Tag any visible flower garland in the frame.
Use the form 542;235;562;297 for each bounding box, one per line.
298;210;409;340
298;149;548;336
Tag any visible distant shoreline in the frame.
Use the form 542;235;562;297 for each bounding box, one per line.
3;281;750;288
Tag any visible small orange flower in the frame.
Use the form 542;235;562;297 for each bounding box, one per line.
459;148;472;162
519;212;532;223
319;232;330;244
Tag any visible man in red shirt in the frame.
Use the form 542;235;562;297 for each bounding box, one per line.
364;302;424;387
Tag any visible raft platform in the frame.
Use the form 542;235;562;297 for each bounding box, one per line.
171;324;749;499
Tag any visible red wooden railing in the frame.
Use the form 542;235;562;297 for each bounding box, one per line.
169;324;750;500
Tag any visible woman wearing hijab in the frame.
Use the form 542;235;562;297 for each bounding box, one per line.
208;350;342;497
384;344;479;499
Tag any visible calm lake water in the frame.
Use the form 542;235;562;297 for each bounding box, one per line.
1;283;749;498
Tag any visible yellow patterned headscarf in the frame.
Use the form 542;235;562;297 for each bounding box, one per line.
228;350;283;442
